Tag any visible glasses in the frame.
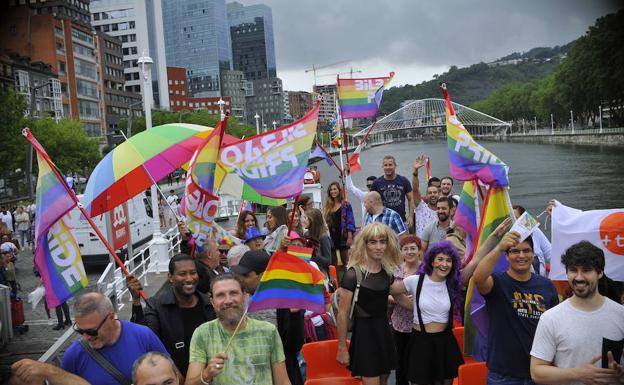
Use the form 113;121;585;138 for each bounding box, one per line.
73;313;110;337
508;248;533;256
218;249;229;255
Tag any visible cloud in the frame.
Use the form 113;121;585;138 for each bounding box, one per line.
233;0;621;90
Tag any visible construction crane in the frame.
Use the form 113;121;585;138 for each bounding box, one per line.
305;60;350;85
317;67;362;78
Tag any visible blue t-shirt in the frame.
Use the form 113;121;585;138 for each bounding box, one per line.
484;272;559;378
370;175;412;221
62;320;168;385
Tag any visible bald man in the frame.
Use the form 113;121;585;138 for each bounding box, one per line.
132;352;180;385
363;191;406;235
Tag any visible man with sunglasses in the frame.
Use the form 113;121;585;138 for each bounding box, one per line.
473;231;559;385
195;240;228;294
127;254;216;376
60;292;168;385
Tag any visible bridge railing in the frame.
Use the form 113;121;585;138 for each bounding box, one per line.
493;127;624;137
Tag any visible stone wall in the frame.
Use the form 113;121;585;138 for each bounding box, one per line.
478;133;624;147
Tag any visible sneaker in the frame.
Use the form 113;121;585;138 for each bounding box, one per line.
47;318;55;325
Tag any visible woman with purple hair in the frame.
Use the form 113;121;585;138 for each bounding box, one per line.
390;240;464;385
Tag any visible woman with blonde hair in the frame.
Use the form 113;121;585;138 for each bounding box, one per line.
336;222;402;385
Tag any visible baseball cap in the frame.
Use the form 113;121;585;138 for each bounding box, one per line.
231;249;270;275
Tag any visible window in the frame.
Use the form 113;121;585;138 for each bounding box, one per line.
74;58;97;79
93;12;100;21
58;61;66;74
76;79;98;98
79;100;100;119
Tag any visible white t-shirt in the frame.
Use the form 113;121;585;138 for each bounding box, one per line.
166;194;179;209
531;297;624;385
0;212;13;232
414;200;437;238
403;274;450;325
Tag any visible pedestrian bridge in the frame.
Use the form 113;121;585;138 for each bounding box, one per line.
353;98;511;137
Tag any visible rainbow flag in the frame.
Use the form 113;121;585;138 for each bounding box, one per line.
337;73;394;119
464;187;513;361
248;251;325;314
441;84;509;187
218;103;320;198
287;245;313;261
24;129;87;308
454;180;480;261
182;119;225;249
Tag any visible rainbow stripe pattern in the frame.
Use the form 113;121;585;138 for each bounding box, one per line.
464;187;513;360
337;73;394;119
25;129;87;308
248;251;325;314
218;103;320;198
442;85;509;187
454;180;479;258
286;245;313;261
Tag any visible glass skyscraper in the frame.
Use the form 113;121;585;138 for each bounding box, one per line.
162;0;232;97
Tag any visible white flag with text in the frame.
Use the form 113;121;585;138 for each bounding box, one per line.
550;201;624;281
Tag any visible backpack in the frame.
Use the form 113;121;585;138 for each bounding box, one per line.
330;266;363;332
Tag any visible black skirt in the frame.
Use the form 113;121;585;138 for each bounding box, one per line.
348;316;397;377
406;328;464;384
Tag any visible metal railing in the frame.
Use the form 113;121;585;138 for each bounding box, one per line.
477;127;624;137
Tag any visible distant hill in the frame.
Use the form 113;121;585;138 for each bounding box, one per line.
379;41;575;115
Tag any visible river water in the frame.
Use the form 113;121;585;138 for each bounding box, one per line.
316;140;624;229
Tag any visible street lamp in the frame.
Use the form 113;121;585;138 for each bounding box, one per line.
138;52;168;271
272;120;277;130
254;113;260;135
550;113;554;135
217;98;225;120
570;110;574;134
599;105;603;134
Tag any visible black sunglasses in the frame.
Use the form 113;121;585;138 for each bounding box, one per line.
218;249;229;255
73;313;110;337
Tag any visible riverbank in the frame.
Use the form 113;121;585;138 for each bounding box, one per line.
476;127;624;147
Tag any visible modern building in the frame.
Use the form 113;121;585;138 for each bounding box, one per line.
166;66;232;115
1;52;63;120
288;91;314;120
220;69;246;119
0;5;103;137
10;0;92;26
313;84;337;125
90;0;170;110
282;90;292;123
245;77;284;127
162;0;232;98
94;32;142;135
227;1;275;80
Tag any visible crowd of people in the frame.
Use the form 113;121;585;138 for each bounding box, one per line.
6;154;624;385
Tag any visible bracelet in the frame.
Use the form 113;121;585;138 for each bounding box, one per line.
199;369;212;385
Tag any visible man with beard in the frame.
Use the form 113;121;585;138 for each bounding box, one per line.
440;177;454;198
421;197;455;251
232;250;305;385
473;231;559;384
127;254;215;375
370;155;415;230
530;241;624;384
186;274;290;385
412;155;440;238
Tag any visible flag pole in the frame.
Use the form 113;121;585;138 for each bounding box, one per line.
314;139;343;174
23;128;147;300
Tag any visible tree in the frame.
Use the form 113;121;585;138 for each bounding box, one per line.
0;88;28;172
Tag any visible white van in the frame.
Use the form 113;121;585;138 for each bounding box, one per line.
70;192;154;268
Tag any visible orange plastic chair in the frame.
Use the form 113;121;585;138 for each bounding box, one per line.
457;362;487;385
302;339;351;380
305;378;362;385
329;265;339;288
452;327;475;364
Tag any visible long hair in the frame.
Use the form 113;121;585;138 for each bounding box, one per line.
235;210;258;239
348;222;400;275
267;206;288;232
287;208;304;236
323;181;342;226
304;207;328;241
417;240;463;311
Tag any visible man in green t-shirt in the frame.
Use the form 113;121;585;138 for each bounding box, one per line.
186;274;291;385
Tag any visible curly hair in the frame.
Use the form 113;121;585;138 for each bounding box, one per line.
561;240;605;273
417;240;463;311
347;222;400;275
400;234;422;250
235;210;258;239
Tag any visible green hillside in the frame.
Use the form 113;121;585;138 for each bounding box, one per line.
379;43;574;115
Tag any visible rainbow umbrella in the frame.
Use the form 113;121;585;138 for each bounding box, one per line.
83;123;214;217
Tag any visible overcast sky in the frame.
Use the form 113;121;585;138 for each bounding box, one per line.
234;0;621;92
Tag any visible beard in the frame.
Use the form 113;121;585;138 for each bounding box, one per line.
217;304;246;327
437;213;449;222
571;280;597;299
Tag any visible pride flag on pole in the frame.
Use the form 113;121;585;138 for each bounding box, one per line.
441;83;509;187
218;102;320;198
248;251;325;314
182;119;226;248
454;180;480;260
24;129;87;308
337;73;394;119
464;187;513;360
